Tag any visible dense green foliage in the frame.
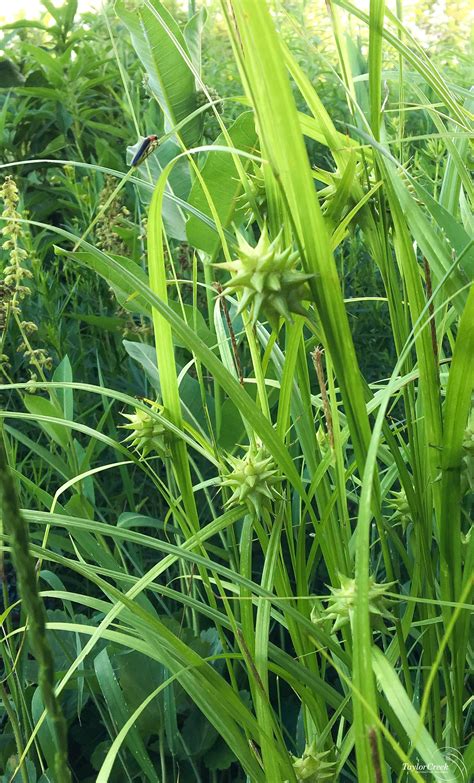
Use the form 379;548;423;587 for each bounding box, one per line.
0;1;472;781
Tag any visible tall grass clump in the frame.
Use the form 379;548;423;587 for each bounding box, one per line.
0;0;472;781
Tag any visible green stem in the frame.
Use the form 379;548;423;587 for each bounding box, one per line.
0;680;29;783
0;439;71;782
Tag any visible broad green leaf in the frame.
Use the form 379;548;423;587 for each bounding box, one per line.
62;0;78;33
2;756;37;783
31;689;57;776
129;138;189;240
36;133;67;157
92;252;150;315
66;313;125;333
0;58;25;87
122;339;215;432
4;423;70;480
94;648;160;783
97;676;172;781
122;340;161;394
23;394;69;450
380;157;469;315
115;0;201;148
204;739;236;772
372;647;450;783
53;356;73;421
0;20;47;30
217;397;246;450
184;7;207;76
41;0;64;24
439;285;474;603
186;111;257;255
21;44;63;87
368;0;385;139
409;178;474;280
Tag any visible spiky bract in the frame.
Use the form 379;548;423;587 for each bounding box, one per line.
238;162;267;223
289;741;336;782
312;573;395;633
122;407;168;457
388;488;411;530
221;442;282;516
216;226;312;329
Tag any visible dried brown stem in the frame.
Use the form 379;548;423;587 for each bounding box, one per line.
311;346;334;450
215;282;244;385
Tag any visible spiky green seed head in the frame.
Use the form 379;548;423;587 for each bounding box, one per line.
122;407;168;458
238;162;267;223
388;488;411;530
216;226;312;330
316;426;330;452
221;442;282;516
312;573;395;633
290;741;336;782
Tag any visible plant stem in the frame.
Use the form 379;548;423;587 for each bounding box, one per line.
0;439;71;782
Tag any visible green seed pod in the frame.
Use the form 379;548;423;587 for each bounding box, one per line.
312;573;395;633
221;442;282;516
388;488;411;530
290;741;335;782
122;407;169;457
216;225;313;330
238;162;267;223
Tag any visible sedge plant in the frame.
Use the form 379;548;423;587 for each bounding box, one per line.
0;1;472;781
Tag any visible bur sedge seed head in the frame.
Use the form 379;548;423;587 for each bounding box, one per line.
122;407;169;458
215;225;312;330
288;741;336;783
238;162;267;223
388;488;411;530
312;573;395;633
221;442;282;516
